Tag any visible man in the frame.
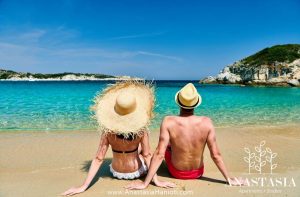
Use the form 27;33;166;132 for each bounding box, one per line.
126;83;242;190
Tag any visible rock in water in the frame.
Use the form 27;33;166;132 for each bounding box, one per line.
216;66;242;83
287;79;300;86
199;76;216;84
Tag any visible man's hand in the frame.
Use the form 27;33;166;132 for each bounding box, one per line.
124;180;147;190
227;177;247;186
153;179;176;188
61;185;87;196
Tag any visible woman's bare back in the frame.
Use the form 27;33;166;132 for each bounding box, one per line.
107;134;143;173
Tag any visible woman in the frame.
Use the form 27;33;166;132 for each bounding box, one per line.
62;81;174;196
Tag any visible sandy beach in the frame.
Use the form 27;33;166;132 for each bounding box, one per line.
0;125;299;197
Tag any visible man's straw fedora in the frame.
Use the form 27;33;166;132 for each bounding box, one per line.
175;83;201;109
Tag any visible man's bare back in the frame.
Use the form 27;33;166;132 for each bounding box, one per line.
164;115;210;170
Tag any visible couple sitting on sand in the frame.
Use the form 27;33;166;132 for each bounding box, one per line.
62;81;241;196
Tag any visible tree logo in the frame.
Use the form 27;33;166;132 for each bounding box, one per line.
244;140;277;174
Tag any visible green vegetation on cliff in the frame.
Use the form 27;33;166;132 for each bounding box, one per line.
242;44;300;66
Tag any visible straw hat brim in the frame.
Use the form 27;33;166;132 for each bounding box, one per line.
92;80;154;137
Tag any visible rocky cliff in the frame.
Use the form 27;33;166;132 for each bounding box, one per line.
200;44;300;87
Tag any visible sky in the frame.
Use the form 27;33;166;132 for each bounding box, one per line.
0;0;299;80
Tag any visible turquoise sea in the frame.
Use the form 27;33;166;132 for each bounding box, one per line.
0;81;300;131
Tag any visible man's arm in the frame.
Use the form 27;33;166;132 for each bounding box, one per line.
62;134;109;196
125;117;175;190
143;117;170;186
140;131;157;181
206;119;246;186
206;119;230;181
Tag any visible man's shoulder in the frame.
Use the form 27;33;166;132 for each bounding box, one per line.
197;116;212;122
161;115;179;126
162;115;176;122
163;115;212;121
195;116;214;127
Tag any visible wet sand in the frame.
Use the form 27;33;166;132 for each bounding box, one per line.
0;125;299;197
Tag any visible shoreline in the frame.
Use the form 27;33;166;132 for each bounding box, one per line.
1;79;299;87
199;82;300;88
1;123;300;133
0;78;141;81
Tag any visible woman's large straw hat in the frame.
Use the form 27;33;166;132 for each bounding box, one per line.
175;83;201;109
92;80;154;138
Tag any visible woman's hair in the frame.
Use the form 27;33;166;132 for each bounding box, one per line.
116;132;137;141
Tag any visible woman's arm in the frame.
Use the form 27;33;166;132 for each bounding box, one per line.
61;134;109;196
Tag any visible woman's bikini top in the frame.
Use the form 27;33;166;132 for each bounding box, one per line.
112;133;139;154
